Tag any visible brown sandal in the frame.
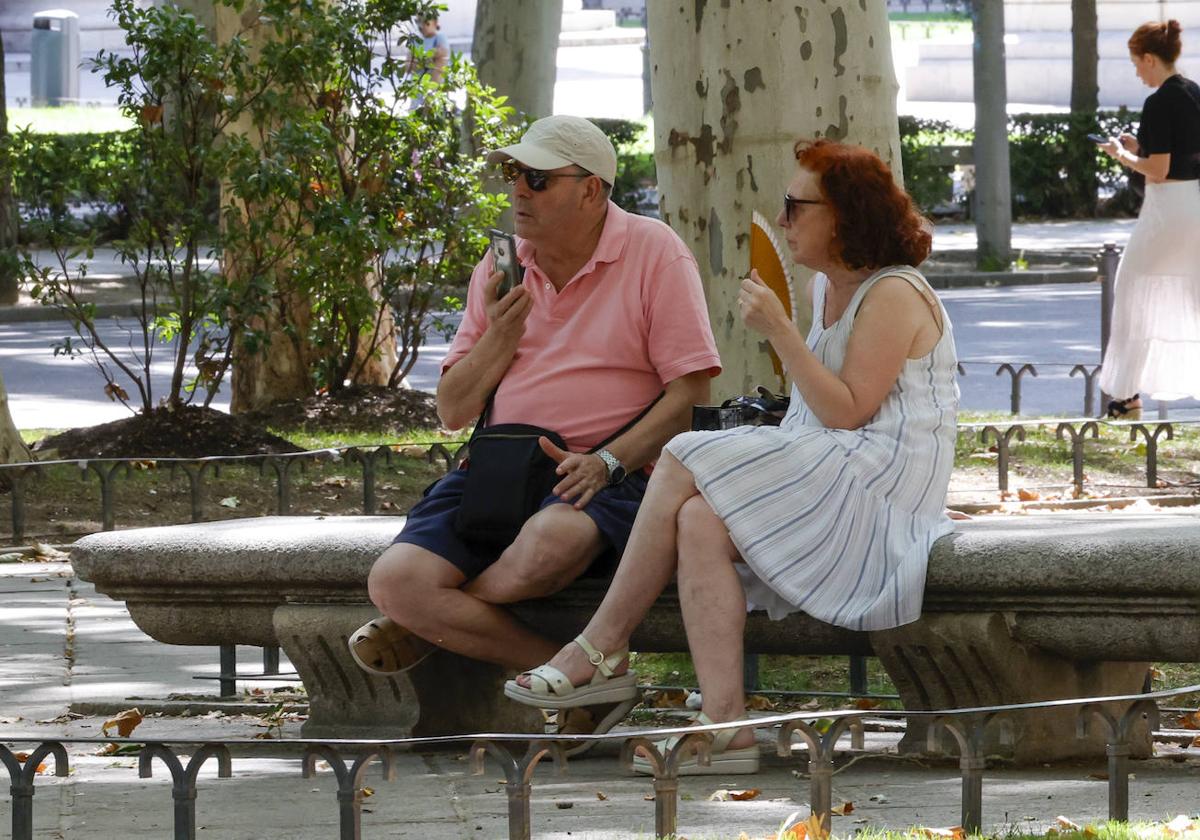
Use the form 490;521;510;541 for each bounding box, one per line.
348;617;436;675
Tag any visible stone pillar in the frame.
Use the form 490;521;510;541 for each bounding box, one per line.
275;604;543;739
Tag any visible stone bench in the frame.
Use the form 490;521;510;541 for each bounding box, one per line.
70;511;1200;762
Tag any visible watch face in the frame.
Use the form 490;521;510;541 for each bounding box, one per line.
610;465;627;484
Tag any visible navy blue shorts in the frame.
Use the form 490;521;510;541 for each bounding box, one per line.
393;467;649;580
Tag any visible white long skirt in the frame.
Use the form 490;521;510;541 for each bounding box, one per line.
1099;180;1200;401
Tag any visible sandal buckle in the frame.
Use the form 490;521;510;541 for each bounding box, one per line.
587;651;605;666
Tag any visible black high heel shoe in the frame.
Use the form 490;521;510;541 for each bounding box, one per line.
1105;394;1142;419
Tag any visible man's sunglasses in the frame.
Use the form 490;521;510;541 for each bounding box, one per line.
500;160;592;192
783;193;824;222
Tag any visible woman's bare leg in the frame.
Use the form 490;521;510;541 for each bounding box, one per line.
516;450;700;687
675;494;754;748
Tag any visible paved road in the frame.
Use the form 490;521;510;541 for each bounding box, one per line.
3;281;1197;431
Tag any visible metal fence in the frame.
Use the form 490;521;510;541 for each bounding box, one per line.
3;682;1196;840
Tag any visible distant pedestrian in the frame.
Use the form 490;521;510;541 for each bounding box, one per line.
1098;19;1200;416
410;14;449;84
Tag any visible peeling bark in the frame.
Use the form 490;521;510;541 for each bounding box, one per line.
472;0;562;119
649;1;900;399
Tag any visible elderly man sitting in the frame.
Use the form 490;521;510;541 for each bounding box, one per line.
349;115;721;745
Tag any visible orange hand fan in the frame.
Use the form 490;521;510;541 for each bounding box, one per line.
749;210;806;386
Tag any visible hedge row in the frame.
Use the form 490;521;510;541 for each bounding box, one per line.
8;111;1142;242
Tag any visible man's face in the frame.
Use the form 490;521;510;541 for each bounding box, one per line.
506;161;593;243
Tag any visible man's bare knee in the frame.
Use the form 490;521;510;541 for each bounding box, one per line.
468;506;601;603
367;543;465;630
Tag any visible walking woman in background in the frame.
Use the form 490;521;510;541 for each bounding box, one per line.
1099;19;1200;417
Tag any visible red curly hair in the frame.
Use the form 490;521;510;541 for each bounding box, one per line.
793;139;932;270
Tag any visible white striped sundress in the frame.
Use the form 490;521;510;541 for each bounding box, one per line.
664;266;959;631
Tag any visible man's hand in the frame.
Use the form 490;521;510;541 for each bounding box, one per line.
1118;132;1138;153
484;269;532;344
538;436;608;509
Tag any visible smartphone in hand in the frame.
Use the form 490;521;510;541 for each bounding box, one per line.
1086;133;1109;144
488;229;524;297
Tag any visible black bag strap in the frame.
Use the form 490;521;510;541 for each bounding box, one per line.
466;387;663;454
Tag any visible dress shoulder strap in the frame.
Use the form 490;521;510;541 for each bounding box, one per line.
848;265;945;333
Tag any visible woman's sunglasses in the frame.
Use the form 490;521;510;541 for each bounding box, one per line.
500;160;592;192
783;193;824;222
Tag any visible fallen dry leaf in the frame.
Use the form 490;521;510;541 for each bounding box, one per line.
645;689;690;709
33;763;48;775
13;752;29;762
101;708;144;738
1165;815;1197;836
361;787;374;799
595;791;608;801
746;694;776;711
1177;710;1200;730
1087;772;1109;781
1056;816;1081;831
1017;488;1040;501
915;827;964;840
643;794;656;802
710;788;762;802
1191;735;1200;748
853;698;880;710
830;800;854;816
1083;826;1099;838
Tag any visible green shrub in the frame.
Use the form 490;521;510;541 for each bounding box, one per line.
898;109;1142;218
590;117;655;215
6;129;139;241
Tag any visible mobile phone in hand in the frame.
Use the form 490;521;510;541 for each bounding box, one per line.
1086;133;1109;144
488;229;524;297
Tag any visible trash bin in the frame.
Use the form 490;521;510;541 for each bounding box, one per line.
31;9;80;107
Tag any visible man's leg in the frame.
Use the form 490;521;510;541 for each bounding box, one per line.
367;504;603;671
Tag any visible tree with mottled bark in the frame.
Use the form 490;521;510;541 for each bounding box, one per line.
648;1;902;399
472;0;562;119
972;0;1012;269
0;34;19;306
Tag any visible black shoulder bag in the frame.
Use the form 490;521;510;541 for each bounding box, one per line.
454;393;661;546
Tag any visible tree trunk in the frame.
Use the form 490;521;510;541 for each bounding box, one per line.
0;369;32;483
1070;0;1100;213
0;33;20;306
472;0;562;120
648;1;901;400
1070;0;1099;114
972;0;1012;270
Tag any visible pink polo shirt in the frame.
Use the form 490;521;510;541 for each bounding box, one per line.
443;203;721;451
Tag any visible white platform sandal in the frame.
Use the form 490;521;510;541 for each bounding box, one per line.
503;635;639;709
631;711;760;776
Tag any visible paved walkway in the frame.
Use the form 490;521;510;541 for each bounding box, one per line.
3;558;1200;838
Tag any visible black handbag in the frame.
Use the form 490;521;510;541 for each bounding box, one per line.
691;386;790;431
454;422;567;546
454;393;662;546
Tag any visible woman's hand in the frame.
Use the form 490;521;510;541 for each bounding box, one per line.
1118;133;1138;153
738;270;792;341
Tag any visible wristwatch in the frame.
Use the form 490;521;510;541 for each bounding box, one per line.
595;448;627;485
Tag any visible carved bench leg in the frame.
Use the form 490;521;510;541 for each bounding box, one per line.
871;613;1151;763
274;605;542;739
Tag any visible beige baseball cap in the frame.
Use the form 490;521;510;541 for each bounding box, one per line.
487;115;617;185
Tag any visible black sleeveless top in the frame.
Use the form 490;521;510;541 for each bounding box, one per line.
1138;74;1200;181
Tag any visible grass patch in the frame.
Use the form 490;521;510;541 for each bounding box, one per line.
6;106;132;134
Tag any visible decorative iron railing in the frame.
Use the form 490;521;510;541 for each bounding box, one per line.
3;683;1196;840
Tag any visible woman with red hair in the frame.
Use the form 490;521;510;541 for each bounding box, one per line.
1097;19;1200;417
506;139;959;775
